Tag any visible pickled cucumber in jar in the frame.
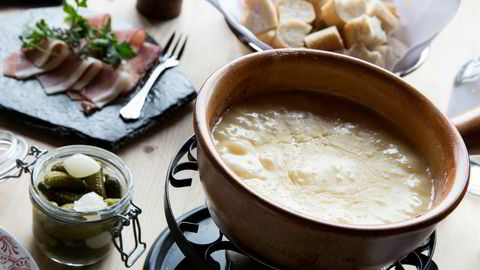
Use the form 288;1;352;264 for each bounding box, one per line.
32;206;116;265
37;154;125;212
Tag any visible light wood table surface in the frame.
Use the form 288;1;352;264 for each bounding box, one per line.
1;0;480;269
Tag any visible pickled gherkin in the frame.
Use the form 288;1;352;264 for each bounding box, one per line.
104;198;121;207
61;203;74;210
38;183;83;205
44;171;86;192
51;162;67;173
104;174;122;198
83;169;106;198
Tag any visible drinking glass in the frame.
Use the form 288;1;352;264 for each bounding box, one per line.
456;57;480;196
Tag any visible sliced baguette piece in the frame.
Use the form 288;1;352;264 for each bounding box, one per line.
347;43;384;67
256;30;276;46
321;0;367;29
242;0;278;34
380;0;398;17
305;26;344;50
367;0;399;32
273;20;313;48
343;14;387;48
373;44;398;70
376;37;407;69
307;0;329;28
373;44;391;69
277;0;316;24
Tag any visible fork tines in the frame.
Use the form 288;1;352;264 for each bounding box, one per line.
162;32;188;60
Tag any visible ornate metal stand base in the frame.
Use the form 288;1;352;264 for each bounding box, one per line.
144;135;439;270
144;206;438;270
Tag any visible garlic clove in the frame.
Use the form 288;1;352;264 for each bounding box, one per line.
64;153;101;178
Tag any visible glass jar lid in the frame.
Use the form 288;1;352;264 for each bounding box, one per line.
0;130;29;183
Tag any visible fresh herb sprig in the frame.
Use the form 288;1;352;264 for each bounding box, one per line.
20;0;136;67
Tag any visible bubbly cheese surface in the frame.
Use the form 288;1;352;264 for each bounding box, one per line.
212;92;434;225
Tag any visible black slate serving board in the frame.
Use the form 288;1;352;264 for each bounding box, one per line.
0;8;196;149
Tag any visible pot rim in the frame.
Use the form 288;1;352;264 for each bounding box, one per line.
194;49;470;234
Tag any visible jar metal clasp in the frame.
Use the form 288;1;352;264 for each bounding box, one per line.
111;201;146;268
0;146;47;181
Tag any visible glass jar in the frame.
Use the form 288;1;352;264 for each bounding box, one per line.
454;58;480;196
0;131;145;267
30;145;133;266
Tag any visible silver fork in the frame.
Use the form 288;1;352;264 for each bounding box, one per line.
120;32;188;120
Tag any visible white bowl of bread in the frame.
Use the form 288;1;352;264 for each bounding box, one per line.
209;0;459;75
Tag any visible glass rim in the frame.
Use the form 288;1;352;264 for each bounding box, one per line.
30;145;134;224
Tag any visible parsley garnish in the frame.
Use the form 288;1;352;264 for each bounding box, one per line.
20;0;136;67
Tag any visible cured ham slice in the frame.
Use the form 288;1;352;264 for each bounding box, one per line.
66;91;84;101
117;42;162;93
3;40;69;79
37;56;102;94
87;16;147;47
71;42;161;112
3;52;42;79
25;39;68;67
71;59;103;91
86;14;111;28
77;65;134;112
114;29;147;48
123;42;161;76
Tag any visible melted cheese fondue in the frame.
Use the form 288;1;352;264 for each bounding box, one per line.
212;92;434;225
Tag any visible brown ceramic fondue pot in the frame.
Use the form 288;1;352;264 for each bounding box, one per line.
193;49;472;270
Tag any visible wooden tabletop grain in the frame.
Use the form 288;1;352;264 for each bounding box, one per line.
1;0;480;269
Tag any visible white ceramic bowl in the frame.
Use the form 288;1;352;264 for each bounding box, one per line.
0;226;39;270
207;0;460;76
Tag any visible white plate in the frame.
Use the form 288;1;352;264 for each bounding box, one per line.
0;227;39;270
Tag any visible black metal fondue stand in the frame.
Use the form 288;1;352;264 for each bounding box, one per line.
144;136;439;270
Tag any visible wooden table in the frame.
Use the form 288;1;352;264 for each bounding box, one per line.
1;0;479;269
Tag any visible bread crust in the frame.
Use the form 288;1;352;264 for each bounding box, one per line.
305;26;345;50
343;14;387;48
273;20;313;48
347;43;384;67
257;30;276;46
242;0;279;34
322;0;367;29
307;0;329;28
367;0;399;32
277;0;317;24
